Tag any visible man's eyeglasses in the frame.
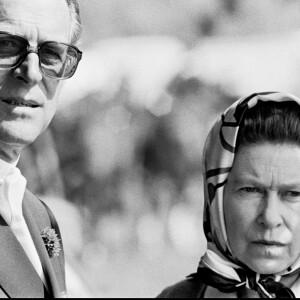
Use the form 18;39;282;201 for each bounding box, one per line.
0;32;82;80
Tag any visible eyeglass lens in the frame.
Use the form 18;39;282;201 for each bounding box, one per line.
0;33;81;79
40;42;80;79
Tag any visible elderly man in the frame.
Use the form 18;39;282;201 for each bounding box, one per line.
0;0;82;298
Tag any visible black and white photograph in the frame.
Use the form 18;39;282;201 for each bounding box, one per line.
0;0;300;298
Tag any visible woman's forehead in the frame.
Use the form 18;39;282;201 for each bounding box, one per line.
229;143;300;184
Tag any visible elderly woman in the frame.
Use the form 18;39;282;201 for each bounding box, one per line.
158;91;300;298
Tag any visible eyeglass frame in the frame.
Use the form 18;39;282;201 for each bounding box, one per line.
0;31;83;80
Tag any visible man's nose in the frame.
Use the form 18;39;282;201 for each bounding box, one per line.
12;52;43;85
257;192;283;229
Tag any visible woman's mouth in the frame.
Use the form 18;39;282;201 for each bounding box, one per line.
251;240;287;253
253;240;285;246
250;240;286;258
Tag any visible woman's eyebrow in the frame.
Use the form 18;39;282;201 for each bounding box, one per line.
228;173;259;183
279;183;300;189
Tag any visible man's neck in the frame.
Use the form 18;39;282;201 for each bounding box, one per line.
0;143;22;164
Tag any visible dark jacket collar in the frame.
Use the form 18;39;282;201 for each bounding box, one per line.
0;190;65;298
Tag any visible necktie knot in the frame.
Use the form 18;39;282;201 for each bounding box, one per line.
2;168;27;224
0;167;25;225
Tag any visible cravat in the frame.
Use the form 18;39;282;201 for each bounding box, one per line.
1;167;47;287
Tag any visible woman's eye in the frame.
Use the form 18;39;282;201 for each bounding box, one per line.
283;191;300;197
240;187;261;193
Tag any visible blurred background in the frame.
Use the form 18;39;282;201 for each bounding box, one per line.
18;0;300;297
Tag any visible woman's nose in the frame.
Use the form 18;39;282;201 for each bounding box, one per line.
12;52;43;85
257;192;283;229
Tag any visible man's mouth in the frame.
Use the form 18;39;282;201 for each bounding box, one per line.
2;99;39;108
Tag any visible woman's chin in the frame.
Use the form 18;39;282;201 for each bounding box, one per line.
245;258;289;275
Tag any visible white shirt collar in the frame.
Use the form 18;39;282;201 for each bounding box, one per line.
0;157;18;178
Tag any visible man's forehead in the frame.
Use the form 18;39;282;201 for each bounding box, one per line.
0;0;71;43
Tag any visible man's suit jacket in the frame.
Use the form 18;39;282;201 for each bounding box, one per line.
0;189;66;298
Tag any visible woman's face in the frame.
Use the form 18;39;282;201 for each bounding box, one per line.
224;143;300;274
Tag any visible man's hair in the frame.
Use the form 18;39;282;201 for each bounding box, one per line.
65;0;82;44
236;101;300;151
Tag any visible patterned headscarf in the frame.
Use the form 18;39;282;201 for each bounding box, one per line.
195;91;300;298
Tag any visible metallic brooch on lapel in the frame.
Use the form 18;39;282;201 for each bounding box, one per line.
41;227;61;258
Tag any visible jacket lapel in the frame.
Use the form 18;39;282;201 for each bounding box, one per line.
0;214;47;298
23;191;66;298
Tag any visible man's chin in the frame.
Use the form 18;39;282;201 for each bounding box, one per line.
0;126;42;148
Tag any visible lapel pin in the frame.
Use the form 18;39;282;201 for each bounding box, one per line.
41;227;61;258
